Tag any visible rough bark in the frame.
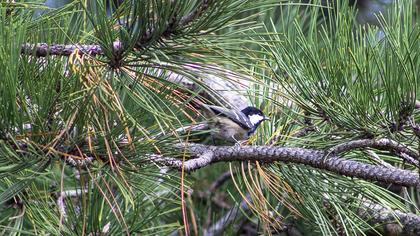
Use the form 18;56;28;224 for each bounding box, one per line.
149;144;420;188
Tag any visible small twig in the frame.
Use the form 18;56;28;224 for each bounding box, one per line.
410;123;420;139
203;195;251;236
203;193;294;236
209;171;233;192
8;205;25;220
57;192;67;222
364;150;396;169
59;163;66;228
21;42;122;57
397;152;420;167
179;0;212;26
294;112;318;138
294;126;317;138
192;171;236;224
389;102;412;132
322;194;345;236
55;188;88;225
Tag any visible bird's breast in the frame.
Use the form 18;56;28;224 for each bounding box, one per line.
210;117;249;141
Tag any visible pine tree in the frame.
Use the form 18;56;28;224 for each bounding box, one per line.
0;1;419;235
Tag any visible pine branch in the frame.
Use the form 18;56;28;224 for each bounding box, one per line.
178;0;212;27
137;0;215;45
20;42;122;57
358;199;420;235
328;138;420;166
21;0;215;57
203;194;250;236
209;171;232;192
293;112;318;138
148;144;420;188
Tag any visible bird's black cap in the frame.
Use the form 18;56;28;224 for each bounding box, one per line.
241;106;265;117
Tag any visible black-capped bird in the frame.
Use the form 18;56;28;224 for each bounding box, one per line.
202;105;269;143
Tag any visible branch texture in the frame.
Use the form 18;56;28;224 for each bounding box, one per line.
149;144;420;188
20;42;122;57
21;0;214;57
359;200;420;235
328;138;420;166
329;138;419;159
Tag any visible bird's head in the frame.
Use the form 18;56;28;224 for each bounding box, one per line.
241;106;269;128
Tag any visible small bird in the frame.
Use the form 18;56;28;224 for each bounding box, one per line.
202;104;269;143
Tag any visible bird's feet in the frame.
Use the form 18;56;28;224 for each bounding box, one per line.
232;136;247;147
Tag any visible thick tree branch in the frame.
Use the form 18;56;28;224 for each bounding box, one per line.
148;150;214;172
148;144;420;188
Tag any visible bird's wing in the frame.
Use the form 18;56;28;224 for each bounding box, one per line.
203;105;253;129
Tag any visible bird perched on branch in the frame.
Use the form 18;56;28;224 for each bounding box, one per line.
202;104;269;144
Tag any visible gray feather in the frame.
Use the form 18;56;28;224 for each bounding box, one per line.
202;105;253;129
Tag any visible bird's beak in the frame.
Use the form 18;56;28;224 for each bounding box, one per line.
263;116;270;121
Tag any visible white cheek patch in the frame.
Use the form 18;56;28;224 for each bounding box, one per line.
248;114;264;126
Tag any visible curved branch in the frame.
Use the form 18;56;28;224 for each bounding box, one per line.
148;150;214;172
328;138;420;166
149;144;420;188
